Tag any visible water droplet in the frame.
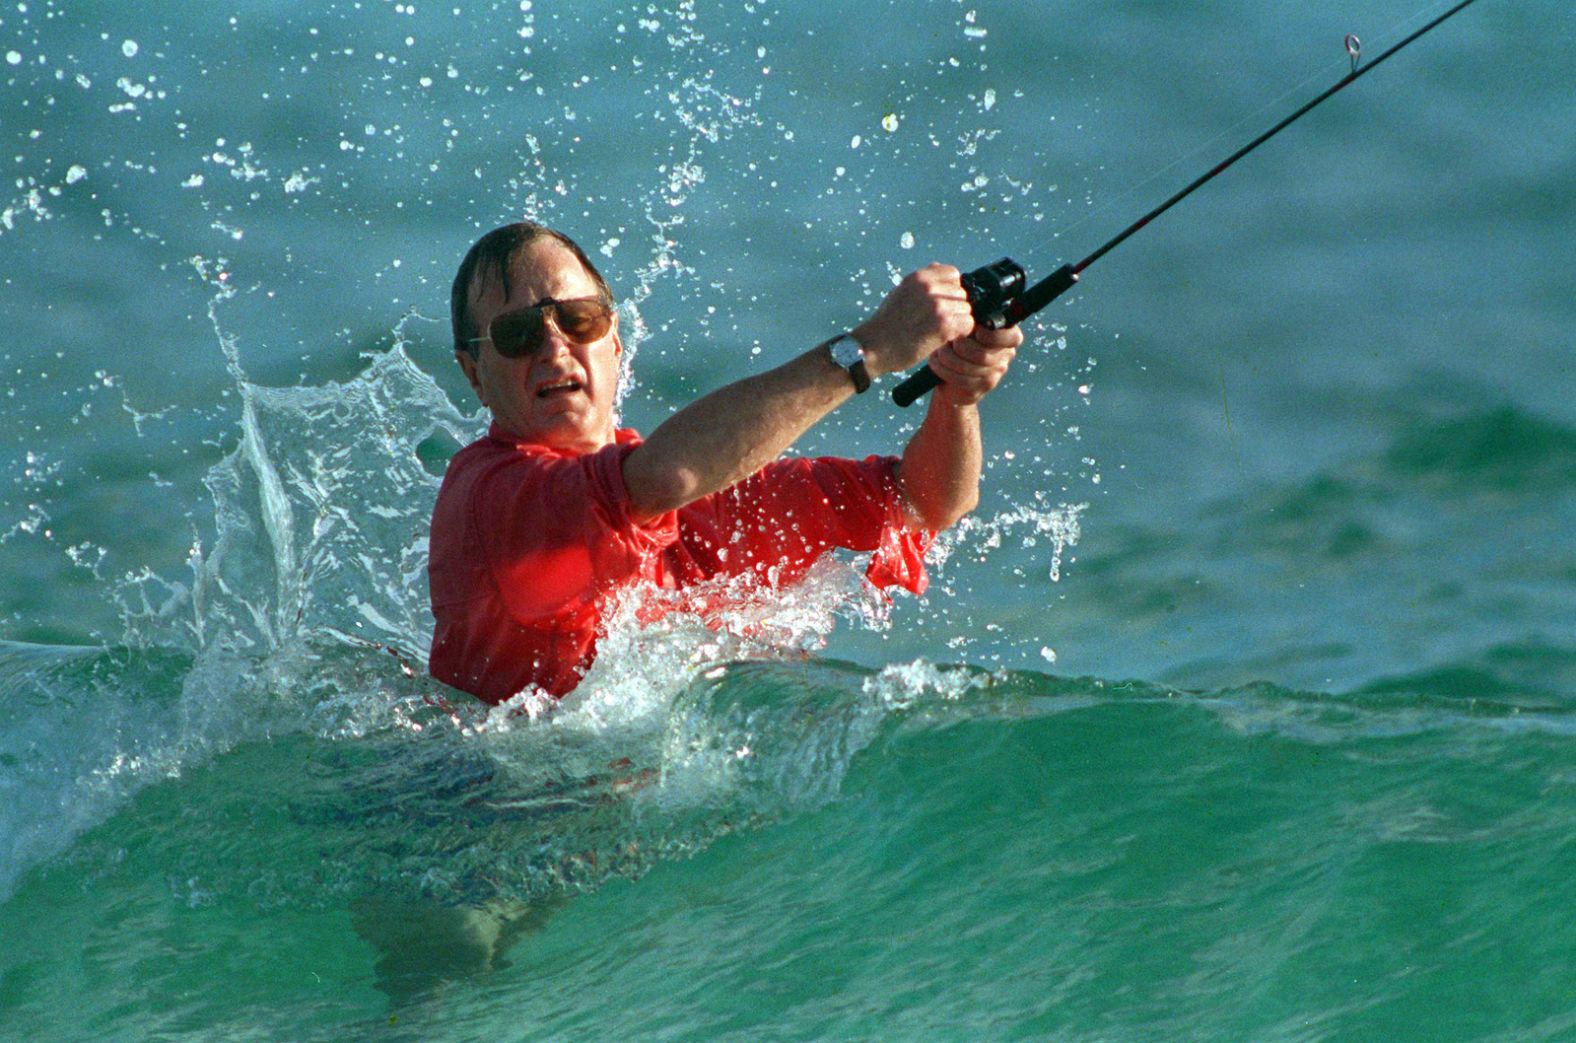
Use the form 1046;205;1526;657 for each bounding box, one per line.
5;51;21;66
121;40;138;58
880;113;899;133
899;231;915;250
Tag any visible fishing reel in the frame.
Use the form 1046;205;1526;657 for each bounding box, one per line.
960;257;1028;329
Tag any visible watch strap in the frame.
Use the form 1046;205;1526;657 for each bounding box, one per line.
824;333;872;394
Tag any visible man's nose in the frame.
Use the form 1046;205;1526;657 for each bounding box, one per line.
538;318;573;359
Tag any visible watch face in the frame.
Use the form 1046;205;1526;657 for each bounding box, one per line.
829;334;862;368
827;334;871;393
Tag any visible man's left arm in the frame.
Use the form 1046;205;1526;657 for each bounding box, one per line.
894;325;1023;530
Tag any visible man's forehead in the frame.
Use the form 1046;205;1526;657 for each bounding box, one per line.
472;239;593;306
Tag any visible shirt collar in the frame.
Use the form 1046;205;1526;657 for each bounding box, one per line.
485;421;643;454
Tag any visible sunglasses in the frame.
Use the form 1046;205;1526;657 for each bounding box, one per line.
471;297;615;358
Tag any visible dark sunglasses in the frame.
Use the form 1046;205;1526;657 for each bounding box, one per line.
471;297;615;358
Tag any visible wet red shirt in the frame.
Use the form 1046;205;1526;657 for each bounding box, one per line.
427;424;932;704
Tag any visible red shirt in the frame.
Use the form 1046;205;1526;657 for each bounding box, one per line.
428;424;932;704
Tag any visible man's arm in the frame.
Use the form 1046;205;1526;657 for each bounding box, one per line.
894;325;1022;530
622;264;978;522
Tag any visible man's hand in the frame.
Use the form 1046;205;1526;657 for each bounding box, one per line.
925;324;1023;406
851;264;977;378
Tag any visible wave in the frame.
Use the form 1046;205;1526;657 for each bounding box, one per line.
11;623;1576;913
1383;406;1576;490
11;633;1576;1040
1225;405;1576;554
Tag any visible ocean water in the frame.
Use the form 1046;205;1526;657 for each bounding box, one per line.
2;0;1574;1039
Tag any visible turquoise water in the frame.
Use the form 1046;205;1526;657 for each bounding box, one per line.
3;1;1574;1038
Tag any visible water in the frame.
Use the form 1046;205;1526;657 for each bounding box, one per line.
2;0;1574;1038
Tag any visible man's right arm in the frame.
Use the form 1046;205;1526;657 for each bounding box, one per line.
621;264;977;522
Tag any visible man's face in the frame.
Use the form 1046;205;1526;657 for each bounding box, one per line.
458;238;622;453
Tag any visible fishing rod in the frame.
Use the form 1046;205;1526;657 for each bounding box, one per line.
892;0;1484;407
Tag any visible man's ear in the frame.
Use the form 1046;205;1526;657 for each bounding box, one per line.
611;313;623;355
456;350;485;404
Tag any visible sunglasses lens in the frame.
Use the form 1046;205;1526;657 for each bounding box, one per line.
486;299;611;357
555;299;613;343
489;309;543;358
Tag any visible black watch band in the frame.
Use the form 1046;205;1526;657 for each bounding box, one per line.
824;332;872;394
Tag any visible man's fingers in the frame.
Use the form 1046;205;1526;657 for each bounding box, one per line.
917;261;964;289
858;262;1009;376
930;342;1016;382
948;340;1000;365
949;329;1022;365
925;332;1019;405
970;324;1024;348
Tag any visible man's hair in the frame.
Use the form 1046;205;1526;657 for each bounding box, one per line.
450;222;614;357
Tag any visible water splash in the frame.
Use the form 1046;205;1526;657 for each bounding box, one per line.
0;0;1108;915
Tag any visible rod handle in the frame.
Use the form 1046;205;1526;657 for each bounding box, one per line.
891;364;941;408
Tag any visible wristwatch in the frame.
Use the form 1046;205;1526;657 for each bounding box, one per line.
824;332;872;394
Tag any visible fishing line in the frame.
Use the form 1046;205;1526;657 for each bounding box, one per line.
893;0;1486;407
1045;0;1468;255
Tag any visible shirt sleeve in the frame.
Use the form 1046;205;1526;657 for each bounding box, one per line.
472;441;679;625
720;454;934;595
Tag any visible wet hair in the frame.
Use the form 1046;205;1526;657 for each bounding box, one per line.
450;221;613;357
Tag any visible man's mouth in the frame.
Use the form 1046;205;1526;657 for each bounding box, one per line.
536;379;582;399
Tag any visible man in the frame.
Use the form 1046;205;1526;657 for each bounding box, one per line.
428;221;1021;704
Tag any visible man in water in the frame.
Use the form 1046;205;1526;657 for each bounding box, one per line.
428;221;1022;704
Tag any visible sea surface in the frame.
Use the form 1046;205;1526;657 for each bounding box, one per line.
2;1;1574;1039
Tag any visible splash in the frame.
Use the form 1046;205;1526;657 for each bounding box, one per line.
0;268;1092;905
938;499;1087;582
0;0;1108;913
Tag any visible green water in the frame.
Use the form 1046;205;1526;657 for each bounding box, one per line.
7;661;1576;1039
